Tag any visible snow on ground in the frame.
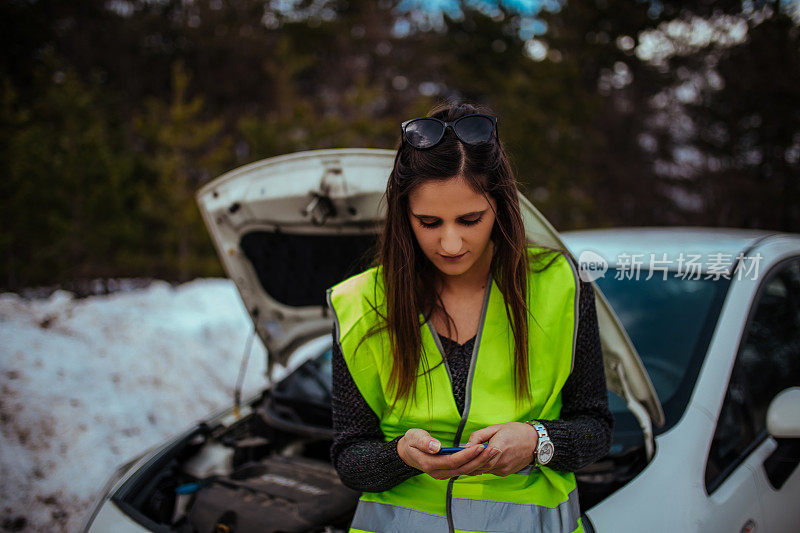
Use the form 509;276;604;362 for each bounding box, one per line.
0;279;269;532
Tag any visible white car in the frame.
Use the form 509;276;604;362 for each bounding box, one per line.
84;149;800;533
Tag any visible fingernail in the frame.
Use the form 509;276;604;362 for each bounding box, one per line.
489;447;499;457
428;440;439;452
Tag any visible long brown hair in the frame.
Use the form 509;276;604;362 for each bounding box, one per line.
374;101;561;410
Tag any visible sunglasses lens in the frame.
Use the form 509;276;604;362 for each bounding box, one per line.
455;116;495;144
405;118;444;148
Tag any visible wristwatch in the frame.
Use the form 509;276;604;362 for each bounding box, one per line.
525;420;554;466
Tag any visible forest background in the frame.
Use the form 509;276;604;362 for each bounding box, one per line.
2;0;799;292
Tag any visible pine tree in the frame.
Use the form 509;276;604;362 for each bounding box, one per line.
134;61;232;281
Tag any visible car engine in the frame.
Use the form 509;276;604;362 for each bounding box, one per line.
110;347;649;532
111;349;360;532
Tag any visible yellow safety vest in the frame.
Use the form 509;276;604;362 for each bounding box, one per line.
327;246;583;533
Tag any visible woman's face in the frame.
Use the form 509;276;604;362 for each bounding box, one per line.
407;175;497;280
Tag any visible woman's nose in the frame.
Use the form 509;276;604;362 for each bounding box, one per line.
441;226;462;255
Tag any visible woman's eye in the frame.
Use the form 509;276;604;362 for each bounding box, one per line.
460;216;483;226
419;219;441;228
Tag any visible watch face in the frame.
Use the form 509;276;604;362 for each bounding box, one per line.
538;442;554;464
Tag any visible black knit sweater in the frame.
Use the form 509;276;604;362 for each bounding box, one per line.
330;279;613;493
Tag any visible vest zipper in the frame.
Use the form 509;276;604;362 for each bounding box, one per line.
440;275;493;533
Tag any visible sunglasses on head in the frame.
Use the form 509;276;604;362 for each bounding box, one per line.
401;114;498;149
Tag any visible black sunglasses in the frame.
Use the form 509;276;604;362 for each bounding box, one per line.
401;114;498;149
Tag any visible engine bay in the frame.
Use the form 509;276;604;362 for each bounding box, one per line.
110;348;649;532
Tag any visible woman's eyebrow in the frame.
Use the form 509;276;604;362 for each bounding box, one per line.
411;209;487;219
458;209;487;218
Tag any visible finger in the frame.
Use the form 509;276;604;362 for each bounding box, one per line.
424;443;485;471
442;445;498;477
468;449;503;475
484;452;532;477
438;443;485;468
427;468;459;480
433;447;497;479
466;425;500;446
430;461;482;480
415;442;484;472
462;446;502;475
475;433;526;475
405;428;440;454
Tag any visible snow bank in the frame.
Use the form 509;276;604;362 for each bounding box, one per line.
0;279;268;532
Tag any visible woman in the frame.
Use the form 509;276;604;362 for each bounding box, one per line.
326;102;612;533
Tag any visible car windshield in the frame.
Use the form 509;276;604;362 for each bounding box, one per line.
594;271;731;432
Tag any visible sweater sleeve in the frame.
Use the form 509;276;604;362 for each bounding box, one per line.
535;279;614;471
329;328;422;492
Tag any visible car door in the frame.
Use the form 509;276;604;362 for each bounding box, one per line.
704;256;800;532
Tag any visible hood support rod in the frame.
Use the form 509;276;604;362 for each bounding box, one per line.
616;363;655;460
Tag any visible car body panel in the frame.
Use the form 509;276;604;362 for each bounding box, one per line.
584;403;764;531
87;502;152;533
562;227;791;430
584;233;800;532
195;149;392;371
751;436;800;533
696;237;800;533
197;148;663;425
561;227;777;275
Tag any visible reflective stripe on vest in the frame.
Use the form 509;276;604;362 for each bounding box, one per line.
328;247;581;533
350;488;580;533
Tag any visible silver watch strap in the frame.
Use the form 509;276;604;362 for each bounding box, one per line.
525;420;553;465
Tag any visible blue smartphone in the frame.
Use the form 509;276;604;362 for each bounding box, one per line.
436;444;487;455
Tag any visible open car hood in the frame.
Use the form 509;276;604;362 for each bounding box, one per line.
196;148;664;426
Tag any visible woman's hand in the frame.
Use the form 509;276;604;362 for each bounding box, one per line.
397;428;500;480
464;422;539;476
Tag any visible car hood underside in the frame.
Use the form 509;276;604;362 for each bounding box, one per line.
196;148;664;427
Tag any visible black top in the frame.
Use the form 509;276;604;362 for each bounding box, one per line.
330;279;613;492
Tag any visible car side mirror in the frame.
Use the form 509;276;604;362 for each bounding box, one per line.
766;387;800;438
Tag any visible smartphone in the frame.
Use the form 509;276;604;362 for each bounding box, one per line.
436;443;487;455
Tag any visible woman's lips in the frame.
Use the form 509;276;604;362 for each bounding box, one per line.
439;252;467;262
